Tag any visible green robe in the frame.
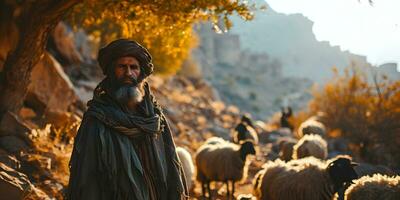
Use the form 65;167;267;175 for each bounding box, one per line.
67;82;188;200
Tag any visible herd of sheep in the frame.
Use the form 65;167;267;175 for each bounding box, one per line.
175;111;400;200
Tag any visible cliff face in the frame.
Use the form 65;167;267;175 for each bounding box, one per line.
192;23;313;120
190;3;399;119
228;4;372;83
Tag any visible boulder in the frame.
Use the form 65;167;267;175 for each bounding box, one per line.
26;52;78;115
49;22;83;66
0;136;30;154
0;111;31;137
0;111;33;146
73;80;98;105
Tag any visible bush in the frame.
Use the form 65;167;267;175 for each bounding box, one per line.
309;67;400;168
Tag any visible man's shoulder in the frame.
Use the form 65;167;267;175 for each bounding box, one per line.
80;111;107;128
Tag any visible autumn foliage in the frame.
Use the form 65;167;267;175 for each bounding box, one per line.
68;0;256;75
309;67;400;168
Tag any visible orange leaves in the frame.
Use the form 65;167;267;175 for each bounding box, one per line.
309;66;400;167
67;0;257;75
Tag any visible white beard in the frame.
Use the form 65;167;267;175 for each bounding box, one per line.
114;85;144;110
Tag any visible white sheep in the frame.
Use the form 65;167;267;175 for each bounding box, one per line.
176;147;195;190
233;122;259;144
196;137;256;199
297;116;326;138
292;134;328;160
253;156;358;200
343;174;400;200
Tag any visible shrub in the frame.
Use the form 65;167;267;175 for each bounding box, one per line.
308;67;400;168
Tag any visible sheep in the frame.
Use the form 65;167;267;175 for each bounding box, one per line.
204;136;226;145
297;115;326;138
277;137;297;162
343;174;400;200
241;114;255;129
196;137;256;200
176;147;195;190
233;122;259;144
253;156;358;200
354;163;396;177
292;134;328;160
254;120;268;138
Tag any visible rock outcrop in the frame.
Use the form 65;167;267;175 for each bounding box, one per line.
26;52;78;115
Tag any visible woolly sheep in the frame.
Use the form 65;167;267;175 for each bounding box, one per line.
343;174;400;200
354;163;396;177
196;137;256;199
277;137;297;162
297;116;326;138
253;156;358;200
176;147;195;190
233;122;259;144
292;134;328;160
204;136;226;145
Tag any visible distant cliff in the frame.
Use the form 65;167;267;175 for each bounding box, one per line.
229;3;372;83
189;2;399;119
192;23;313;120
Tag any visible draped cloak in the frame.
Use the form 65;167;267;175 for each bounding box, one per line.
66;81;188;200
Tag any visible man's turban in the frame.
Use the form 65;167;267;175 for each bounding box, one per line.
97;39;154;81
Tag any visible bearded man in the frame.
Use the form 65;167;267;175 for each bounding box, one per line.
67;39;188;200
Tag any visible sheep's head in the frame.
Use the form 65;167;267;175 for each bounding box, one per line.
327;156;358;191
241;114;253;127
281;107;292;118
239;140;256;160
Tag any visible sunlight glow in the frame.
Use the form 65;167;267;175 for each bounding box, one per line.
265;0;400;68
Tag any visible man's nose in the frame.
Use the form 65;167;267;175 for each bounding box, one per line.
125;67;134;77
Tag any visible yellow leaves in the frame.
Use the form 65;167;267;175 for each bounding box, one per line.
67;0;256;75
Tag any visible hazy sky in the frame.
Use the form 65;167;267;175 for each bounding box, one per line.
265;0;400;68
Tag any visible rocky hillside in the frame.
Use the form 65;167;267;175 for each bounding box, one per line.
190;2;399;120
0;22;264;199
191;23;314;120
1;20;397;200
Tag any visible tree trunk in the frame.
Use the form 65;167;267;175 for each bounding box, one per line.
0;0;80;119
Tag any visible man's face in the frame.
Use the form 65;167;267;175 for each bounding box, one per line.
114;56;141;85
110;56;144;109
